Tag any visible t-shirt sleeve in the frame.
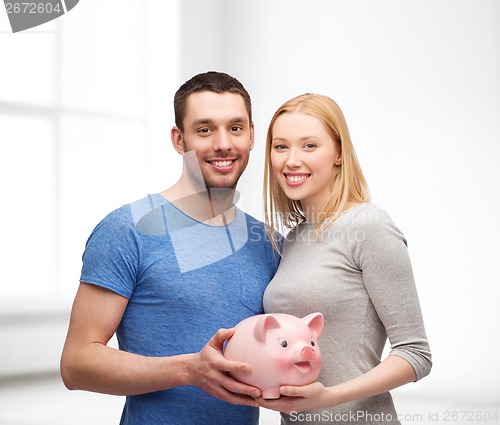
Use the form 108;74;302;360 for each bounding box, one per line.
80;206;139;299
349;206;432;381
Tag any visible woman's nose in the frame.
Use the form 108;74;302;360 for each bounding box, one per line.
285;148;302;169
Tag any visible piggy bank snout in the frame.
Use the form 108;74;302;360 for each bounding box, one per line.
299;345;318;361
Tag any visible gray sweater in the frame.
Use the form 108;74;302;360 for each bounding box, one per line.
263;203;432;425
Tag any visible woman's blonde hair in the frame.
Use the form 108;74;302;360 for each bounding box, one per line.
263;94;371;252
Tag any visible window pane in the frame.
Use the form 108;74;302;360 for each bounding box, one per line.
59;115;147;297
0;32;56;106
60;0;145;115
0;116;56;297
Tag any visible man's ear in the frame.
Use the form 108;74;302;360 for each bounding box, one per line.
249;122;255;151
171;126;185;155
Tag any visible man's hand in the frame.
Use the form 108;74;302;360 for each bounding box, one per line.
188;328;261;407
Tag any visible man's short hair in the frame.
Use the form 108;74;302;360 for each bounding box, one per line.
174;71;252;132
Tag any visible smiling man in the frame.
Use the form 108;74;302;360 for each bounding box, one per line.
164;84;254;224
60;72;280;425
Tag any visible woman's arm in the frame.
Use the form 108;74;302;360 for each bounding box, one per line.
257;355;415;414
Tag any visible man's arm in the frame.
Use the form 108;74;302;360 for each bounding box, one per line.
60;283;260;406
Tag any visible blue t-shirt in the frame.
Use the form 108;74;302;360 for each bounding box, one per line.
80;194;280;425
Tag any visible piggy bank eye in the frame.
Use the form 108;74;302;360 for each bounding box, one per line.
311;340;315;347
278;337;288;348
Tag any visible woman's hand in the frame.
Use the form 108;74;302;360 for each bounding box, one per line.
256;381;336;414
256;356;418;414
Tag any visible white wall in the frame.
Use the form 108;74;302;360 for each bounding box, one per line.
179;0;500;406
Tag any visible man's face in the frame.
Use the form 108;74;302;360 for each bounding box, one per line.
175;91;254;189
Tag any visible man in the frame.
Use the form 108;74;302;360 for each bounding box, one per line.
60;72;279;425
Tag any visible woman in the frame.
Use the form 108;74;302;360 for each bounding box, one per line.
259;94;431;424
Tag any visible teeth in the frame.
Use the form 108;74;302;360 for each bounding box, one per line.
287;174;308;182
212;160;233;167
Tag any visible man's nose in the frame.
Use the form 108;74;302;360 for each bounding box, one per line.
213;130;233;151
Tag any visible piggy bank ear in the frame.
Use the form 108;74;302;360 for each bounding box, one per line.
254;314;281;343
302;313;324;338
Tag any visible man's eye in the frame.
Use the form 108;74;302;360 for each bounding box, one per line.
198;128;212;134
230;126;242;132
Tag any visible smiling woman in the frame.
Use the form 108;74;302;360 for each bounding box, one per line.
270;111;342;216
264;94;369;239
261;93;431;425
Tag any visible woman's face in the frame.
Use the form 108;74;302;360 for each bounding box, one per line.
270;111;342;217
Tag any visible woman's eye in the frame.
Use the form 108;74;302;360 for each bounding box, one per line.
304;143;317;149
274;144;287;151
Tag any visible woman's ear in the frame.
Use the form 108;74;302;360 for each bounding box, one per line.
171;126;185;155
334;152;342;166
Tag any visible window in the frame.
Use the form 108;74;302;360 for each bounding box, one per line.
0;0;179;300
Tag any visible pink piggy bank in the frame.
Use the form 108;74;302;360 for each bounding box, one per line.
224;312;324;399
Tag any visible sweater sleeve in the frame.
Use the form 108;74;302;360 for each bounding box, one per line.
349;205;432;381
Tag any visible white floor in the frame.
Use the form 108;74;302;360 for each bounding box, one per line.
0;374;498;425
